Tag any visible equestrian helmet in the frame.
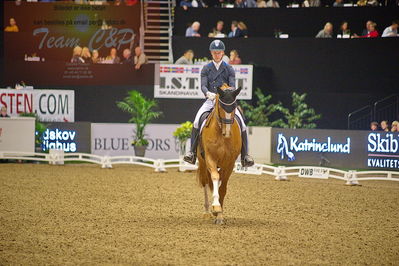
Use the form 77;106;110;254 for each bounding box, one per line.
209;40;225;51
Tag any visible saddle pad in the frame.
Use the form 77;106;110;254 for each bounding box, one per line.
199;114;242;133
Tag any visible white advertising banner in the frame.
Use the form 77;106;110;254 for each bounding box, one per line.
0;89;74;122
154;64;253;99
0;117;35;152
91;123;181;159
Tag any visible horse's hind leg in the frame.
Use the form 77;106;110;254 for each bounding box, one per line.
214;168;232;225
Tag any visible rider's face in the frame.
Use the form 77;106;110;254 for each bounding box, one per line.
211;50;224;63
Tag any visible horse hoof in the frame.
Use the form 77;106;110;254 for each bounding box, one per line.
211;205;222;214
214;218;225;225
202;212;213;219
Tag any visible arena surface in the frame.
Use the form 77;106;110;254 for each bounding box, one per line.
1;164;398;265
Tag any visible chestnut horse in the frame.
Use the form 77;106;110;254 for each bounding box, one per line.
197;85;242;224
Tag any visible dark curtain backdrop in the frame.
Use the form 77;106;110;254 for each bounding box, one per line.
173;37;399;129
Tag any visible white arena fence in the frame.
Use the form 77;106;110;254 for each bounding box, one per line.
1;151;399;186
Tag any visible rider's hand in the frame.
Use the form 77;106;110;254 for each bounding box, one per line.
206;92;216;100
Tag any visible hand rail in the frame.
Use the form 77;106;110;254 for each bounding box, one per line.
373;94;399;121
347;105;372;129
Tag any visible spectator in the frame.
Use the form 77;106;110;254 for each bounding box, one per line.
257;0;267;7
234;0;245;7
185;21;201;37
222;54;230;64
208;21;226;38
71;46;84;63
353;21;379;38
333;0;344;7
357;0;367;5
81;47;91;63
106;47;121;64
361;21;373;36
229;50;242;64
337;21;351;36
366;0;379;5
380;120;389;131
134;46;148;70
370;121;378;131
246;0;258;7
391;121;398;132
228;21;242;38
237;21;248;37
266;0;280;7
121;48;134;65
175;49;194;64
316;22;333;38
302;0;320;7
0;106;10;118
91;49;100;64
180;0;192;10
382;20;399;37
234;0;257;7
4;18;19;32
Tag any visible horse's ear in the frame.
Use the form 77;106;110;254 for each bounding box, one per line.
217;87;224;96
233;87;242;98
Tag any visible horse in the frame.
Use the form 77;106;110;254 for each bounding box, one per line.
197;84;242;225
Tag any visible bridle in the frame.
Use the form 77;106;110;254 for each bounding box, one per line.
216;97;237;125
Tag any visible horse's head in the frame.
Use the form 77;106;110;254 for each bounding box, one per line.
216;84;242;138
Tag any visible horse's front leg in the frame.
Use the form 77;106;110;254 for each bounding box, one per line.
206;160;222;215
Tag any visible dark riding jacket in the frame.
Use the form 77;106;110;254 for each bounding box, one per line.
201;61;235;96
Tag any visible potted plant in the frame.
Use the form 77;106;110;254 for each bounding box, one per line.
116;90;162;157
19;112;47;152
173;121;193;156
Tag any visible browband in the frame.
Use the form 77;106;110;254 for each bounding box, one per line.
219;98;237;106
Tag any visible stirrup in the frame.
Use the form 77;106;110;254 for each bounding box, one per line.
183;151;197;164
241;155;254;167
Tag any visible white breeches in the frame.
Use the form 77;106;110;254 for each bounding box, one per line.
193;99;247;131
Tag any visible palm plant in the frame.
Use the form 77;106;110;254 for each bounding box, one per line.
19;112;47;148
240;88;286;127
116;90;162;146
277;92;321;129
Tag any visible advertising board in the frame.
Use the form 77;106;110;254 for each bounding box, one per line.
271;128;399;170
0;89;74;122
91;123;181;159
154;64;253;100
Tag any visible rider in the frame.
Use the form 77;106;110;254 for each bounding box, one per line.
183;40;254;167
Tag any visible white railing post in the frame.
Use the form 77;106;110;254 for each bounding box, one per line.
346;170;360;186
154;159;166;172
275;166;288;181
387;172;392;179
101;156;112;169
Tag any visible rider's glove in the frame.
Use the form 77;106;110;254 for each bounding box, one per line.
206;92;216;100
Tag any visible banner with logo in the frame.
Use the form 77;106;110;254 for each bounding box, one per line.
91;123;181;159
271;128;399;170
42;122;91;153
0;89;74;122
154;64;253;99
0;117;35;152
4;1;141;86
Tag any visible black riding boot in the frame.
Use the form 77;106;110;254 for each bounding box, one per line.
241;130;254;167
183;128;200;164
